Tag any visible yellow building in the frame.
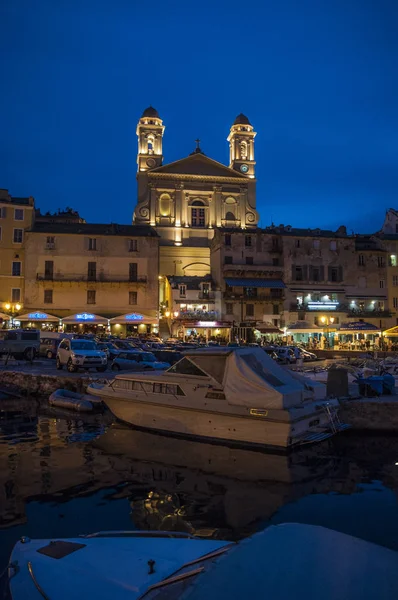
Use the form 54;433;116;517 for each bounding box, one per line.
133;107;259;278
0;189;34;320
24;222;160;334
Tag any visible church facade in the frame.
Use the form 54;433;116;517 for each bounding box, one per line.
133;106;259;276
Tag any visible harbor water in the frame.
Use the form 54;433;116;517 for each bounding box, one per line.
1;397;398;577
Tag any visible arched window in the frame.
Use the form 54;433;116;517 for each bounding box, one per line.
225;211;235;221
191;200;206;227
147;134;155;154
159;194;171;217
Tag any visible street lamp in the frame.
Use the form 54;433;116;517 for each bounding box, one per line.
3;302;22;328
320;315;335;347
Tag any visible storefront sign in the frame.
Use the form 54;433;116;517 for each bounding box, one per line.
198;321;217;327
75;313;95;321
306;302;339;311
28;312;49;319
124;314;144;320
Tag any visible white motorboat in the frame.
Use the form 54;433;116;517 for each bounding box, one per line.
7;524;398;599
88;348;349;449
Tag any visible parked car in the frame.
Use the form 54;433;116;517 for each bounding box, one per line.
151;349;183;365
0;329;40;360
40;337;61;359
56;338;108;372
96;342;111;360
111;351;170;371
275;347;297;364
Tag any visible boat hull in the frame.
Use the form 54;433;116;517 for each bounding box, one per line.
99;394;335;449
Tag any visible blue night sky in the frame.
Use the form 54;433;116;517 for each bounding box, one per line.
1;0;397;233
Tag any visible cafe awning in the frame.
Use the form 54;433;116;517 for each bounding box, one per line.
18;311;60;322
339;321;379;333
382;326;398;336
109;313;158;325
255;323;283;334
0;312;11;321
62;313;108;324
286;321;323;334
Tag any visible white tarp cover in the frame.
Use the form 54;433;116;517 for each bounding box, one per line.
223;348;305;409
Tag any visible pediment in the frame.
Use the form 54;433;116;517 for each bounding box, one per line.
149;153;246;179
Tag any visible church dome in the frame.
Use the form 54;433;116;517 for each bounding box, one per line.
233;113;251;126
142;106;160;118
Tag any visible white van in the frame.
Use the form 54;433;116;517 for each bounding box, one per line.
0;329;40;360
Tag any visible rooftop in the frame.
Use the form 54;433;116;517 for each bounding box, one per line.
168;275;213;290
30;222;159;237
0;189;34;206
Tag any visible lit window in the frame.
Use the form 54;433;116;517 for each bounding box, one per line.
391;255;397;267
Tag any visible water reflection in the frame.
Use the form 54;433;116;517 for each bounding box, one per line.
1;398;398;566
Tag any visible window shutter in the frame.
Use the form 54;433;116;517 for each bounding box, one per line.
320;266;325;281
302;265;308;280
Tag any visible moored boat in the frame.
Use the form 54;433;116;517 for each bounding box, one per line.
88;348;350;449
7;524;398;599
48;389;102;412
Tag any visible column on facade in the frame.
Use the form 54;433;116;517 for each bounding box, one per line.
176;183;185;227
149;184;156;226
213;186;222;227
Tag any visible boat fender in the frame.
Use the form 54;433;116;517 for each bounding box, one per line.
148;559;156;574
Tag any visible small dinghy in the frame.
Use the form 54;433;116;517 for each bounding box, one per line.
6;524;398;600
48;389;101;412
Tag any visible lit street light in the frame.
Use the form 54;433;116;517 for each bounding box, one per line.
3;302;22;328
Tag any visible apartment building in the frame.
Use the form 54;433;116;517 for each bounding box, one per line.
0;189;35;315
24;222;159;334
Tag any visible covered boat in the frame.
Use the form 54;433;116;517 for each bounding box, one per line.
7;524;398;599
88;348;349;449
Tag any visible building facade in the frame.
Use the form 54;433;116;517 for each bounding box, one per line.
163;275;226;341
23;222;159;334
133;107;259;278
0;189;35;317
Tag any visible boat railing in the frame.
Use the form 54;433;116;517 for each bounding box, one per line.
27;561;50;600
82;530;195;539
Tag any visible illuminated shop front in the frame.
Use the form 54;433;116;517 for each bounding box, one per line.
109;313;159;336
61;313;108;333
18;312;61;331
177;320;231;342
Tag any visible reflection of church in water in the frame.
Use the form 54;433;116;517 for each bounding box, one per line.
133;107;259;276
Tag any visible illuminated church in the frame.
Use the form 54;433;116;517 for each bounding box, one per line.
133;106;259;276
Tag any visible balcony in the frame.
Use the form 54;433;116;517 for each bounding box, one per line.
198;292;215;301
290;301;340;312
36;274;148;283
224;291;283;302
175;310;220;321
346;309;392;318
223;262;283;273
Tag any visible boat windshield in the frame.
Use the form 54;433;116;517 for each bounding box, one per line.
71;341;97;351
167;357;208;377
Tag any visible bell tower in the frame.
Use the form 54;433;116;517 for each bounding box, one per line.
136;106;165;172
227;113;256;178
